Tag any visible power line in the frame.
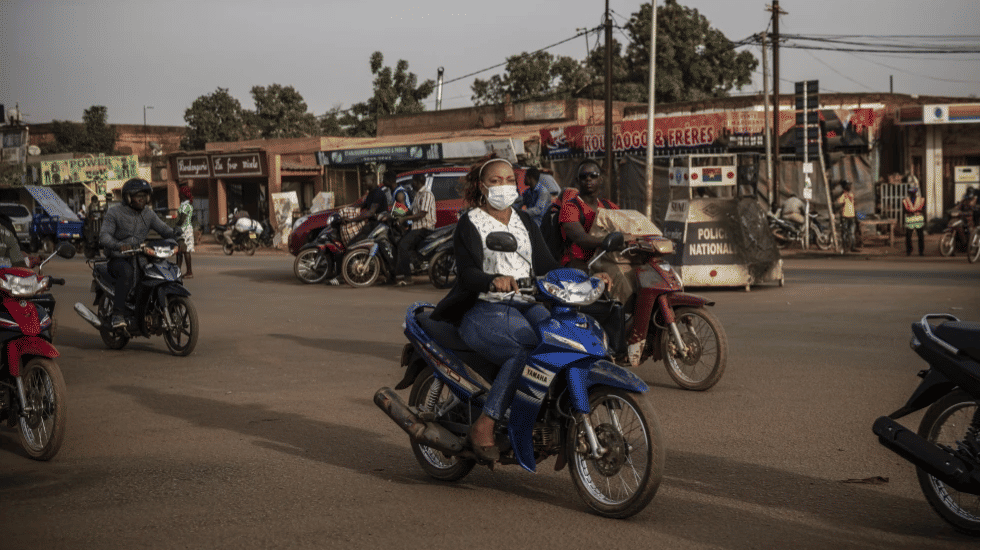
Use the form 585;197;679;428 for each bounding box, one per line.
803;50;877;92
845;52;980;84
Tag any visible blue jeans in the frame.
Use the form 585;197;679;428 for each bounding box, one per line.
459;300;550;421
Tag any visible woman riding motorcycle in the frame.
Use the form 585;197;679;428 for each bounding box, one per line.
430;154;611;462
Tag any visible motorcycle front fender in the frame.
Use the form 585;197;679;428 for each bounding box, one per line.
665;292;715;309
6;336;59;377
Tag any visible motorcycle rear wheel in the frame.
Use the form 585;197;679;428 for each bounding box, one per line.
567;387;664;519
163;296;199;356
813;230;833;250
939;232;956;257
97;294;129;350
341;249;380;288
245;240;257;256
428;249;456;289
17;357;67;461
222;242;234;256
408;366;476;481
771;228;790;249
916;390;979;534
660;307;727;391
293;248;331;284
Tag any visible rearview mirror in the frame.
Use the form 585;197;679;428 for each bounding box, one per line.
55;241;76;259
601;232;624;252
485;231;518;253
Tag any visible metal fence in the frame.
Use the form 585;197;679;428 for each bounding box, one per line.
879;183;907;227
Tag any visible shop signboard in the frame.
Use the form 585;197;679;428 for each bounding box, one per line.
318;144;441;166
38;155;140;186
175;156;212;179
211;152;265;177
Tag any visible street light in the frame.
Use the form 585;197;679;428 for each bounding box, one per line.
143;105;153;157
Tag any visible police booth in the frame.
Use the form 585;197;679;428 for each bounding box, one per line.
662;154;784;290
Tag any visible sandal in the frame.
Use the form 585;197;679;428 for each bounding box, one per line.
465;431;500;464
395;279;413;287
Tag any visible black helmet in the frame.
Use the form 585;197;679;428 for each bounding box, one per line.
121;178;152;206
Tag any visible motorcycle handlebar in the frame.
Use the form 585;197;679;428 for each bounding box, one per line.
48;277;66;286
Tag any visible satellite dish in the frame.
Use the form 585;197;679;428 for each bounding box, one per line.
6;107;21;124
28;145;41;156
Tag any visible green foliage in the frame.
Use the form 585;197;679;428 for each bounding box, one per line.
246;84;319;139
41;105;118;155
469;0;758;106
182;87;248;150
624;0;758;103
339;52;436;137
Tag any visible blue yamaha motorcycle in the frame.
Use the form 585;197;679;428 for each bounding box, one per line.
375;232;664;519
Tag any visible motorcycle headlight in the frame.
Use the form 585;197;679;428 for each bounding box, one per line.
145;245;176;258
541;278;605;306
0;274;45;297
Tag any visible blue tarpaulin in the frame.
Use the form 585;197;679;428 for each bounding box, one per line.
26;186;79;221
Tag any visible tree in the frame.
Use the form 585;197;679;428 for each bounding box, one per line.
182;87;248;150
40;105;117;155
471;51;592;105
342;52;435;137
624;0;758;103
246;84;319;139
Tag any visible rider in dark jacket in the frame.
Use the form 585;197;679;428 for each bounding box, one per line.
99;179;176;328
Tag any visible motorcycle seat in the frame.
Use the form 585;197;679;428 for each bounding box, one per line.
414;310;500;383
935;321;980;362
95;263;115;284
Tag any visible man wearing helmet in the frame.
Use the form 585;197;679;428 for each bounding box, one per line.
100;178;177;328
902;185;925;256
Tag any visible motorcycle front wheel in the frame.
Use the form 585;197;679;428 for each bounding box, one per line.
97;294;129;350
660;307;728;391
939;232;956;257
222;242;234;256
163;296;199;356
967;228;978;263
341;249;381;288
17;357;67;461
813;229;833;250
916;390;979;534
567;387;664;519
428;249;456;289
408;366;476;481
293;248;331;284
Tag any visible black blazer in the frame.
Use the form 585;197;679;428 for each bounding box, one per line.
431;207;562;324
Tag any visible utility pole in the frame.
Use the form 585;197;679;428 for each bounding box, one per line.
761;32;773;209
766;2;786;211
604;0;616;203
644;1;657;219
436;67;444;111
143;105;153;158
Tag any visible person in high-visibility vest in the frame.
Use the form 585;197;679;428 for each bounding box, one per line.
902;186;926;256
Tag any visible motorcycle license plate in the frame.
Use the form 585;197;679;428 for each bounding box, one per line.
249;233;257;239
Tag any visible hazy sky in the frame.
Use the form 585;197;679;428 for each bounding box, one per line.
1;0;978;127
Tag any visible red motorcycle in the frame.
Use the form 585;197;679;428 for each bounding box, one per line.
595;235;728;391
293;212;346;284
0;242;74;460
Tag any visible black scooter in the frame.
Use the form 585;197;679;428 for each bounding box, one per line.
873;314;979;534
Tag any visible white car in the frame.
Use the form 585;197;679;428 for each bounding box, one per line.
0;202;33;248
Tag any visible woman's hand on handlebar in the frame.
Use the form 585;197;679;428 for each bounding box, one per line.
490;275;519;293
593;272;613;290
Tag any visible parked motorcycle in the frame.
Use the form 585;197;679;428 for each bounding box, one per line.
872;314;978;533
939;210;973;257
0;242;75;460
968;227;979;263
767;210;832;250
376;231;664;518
73;238;199;356
340;214;455;288
293;213;346;284
593;233;727;391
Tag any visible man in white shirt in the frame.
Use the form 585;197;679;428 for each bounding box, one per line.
395;174;437;286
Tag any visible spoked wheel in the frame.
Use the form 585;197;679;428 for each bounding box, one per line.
97;294;129;350
567;388;664;519
222;242;234;255
408;366;476;481
341;249;381;288
660;307;728;391
916;390;979;534
813;230;833;250
939;232;956;257
16;358;67;461
163;296;199;356
428;250;456;289
968;229;979;263
293;248;331;284
245;240;257;256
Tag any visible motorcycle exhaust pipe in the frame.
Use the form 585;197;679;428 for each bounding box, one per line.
873;416;978;493
374;387;464;455
73;302;102;329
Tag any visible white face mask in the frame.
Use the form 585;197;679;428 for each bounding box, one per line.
482;184;518;211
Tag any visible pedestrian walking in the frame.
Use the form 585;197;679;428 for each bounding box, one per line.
902;185;925;256
176;185;195;278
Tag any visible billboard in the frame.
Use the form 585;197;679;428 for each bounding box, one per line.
38;155;140;186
